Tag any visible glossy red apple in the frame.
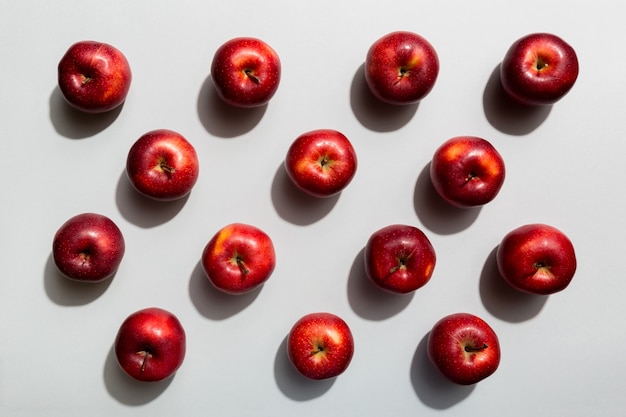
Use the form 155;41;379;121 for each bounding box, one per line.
365;31;439;105
430;136;506;208
364;224;436;294
285;129;358;198
287;312;354;380
210;37;281;108
201;223;276;295
57;40;132;113
500;32;579;106
427;312;501;385
126;129;199;201
52;212;125;282
115;307;186;382
497;223;577;295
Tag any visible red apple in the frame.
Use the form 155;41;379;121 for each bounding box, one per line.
364;31;439;105
500;33;579;106
126;129;199;201
284;129;358;198
52;213;125;282
430;136;506;208
210;37;281;108
364;224;436;294
427;312;501;385
115;307;186;382
57;40;132;113
201;223;276;295
496;223;577;295
287;312;354;380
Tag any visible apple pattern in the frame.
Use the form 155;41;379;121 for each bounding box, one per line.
55;32;578;385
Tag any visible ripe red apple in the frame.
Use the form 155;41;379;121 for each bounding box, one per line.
430;136;506;208
364;31;439;105
284;129;358;198
210;37;281;108
57;40;132;113
126;129;199;201
287;312;354;380
201;223;276;295
52;213;125;282
364;224;436;294
115;307;186;382
496;223;577;295
500;32;579;106
427;312;501;385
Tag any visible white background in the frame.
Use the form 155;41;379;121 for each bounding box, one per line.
1;1;624;416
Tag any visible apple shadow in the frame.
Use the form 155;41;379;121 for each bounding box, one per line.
270;162;339;226
273;335;335;401
188;261;262;320
347;248;414;320
115;170;189;228
197;74;267;138
479;246;548;322
414;163;481;235
350;63;419;132
410;332;475;409
49;86;123;139
103;344;173;406
482;64;552;136
43;253;113;306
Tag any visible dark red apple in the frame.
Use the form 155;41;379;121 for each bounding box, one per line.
52;212;125;282
496;223;577;295
57;40;132;113
126;129;199;201
364;224;436;294
284;129;358;198
115;307;186;382
365;31;439;105
427;312;501;385
210;37;281;108
201;223;276;295
287;312;354;380
430;136;506;208
500;32;579;106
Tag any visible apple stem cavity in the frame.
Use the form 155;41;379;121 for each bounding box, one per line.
395;67;409;84
534;56;549;71
465;343;488;353
138;349;152;373
156;157;175;177
236;256;250;276
244;69;260;85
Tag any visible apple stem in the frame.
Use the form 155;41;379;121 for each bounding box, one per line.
139;350;151;373
535;57;549;71
244;69;260;84
395;67;408;84
465;344;488;352
236;256;249;276
157;157;175;176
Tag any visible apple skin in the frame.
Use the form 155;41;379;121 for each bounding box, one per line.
210;37;281;108
496;223;577;295
57;40;132;113
430;136;506;208
285;129;358;198
52;213;125;282
287;312;354;380
114;307;186;382
364;224;436;294
427;312;501;385
201;223;276;295
126;129;199;201
500;33;579;106
365;31;439;105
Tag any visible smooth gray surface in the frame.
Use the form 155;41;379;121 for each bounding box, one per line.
1;1;624;416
